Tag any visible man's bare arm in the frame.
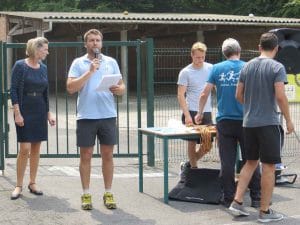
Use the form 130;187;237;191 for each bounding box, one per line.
235;82;244;104
275;82;294;134
66;71;94;94
177;85;190;118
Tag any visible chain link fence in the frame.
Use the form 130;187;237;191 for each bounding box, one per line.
152;47;300;165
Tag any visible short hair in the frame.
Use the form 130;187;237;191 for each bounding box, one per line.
26;37;48;57
83;29;103;43
191;42;207;54
259;33;278;51
222;38;241;58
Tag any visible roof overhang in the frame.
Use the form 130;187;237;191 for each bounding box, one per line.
1;11;300;27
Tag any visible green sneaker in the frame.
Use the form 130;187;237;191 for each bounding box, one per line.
103;192;117;209
81;194;93;210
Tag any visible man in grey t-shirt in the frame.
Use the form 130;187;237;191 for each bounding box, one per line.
229;33;294;223
241;57;287;127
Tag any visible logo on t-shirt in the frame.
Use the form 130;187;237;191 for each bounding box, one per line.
218;70;240;86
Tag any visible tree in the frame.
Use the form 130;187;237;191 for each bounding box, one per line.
275;0;300;18
0;0;25;11
232;0;289;16
78;0;154;12
24;0;80;12
0;0;80;12
232;0;300;18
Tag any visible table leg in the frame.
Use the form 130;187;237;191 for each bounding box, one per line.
163;137;169;204
138;130;143;192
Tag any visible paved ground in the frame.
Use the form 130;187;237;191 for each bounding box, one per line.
0;156;300;225
2;98;300;224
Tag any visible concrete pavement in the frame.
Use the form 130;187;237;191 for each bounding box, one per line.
1;157;300;225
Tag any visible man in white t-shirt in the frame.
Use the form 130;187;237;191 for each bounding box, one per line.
177;42;213;183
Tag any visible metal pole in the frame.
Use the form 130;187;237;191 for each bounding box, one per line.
146;38;155;166
0;41;5;171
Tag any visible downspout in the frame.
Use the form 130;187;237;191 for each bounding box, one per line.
41;21;53;37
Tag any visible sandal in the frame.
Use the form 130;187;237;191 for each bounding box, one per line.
28;183;43;196
11;186;22;200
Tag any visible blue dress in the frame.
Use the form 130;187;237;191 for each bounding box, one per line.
10;59;49;142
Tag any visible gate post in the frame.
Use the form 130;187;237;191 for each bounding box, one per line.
146;38;155;166
0;41;5;172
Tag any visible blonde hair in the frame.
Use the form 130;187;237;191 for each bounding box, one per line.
26;37;48;57
191;42;207;54
83;29;103;43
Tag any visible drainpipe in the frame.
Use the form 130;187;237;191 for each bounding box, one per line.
41;21;53;37
7;35;13;106
196;30;204;42
120;29;128;103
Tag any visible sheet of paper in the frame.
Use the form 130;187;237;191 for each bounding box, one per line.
96;74;122;92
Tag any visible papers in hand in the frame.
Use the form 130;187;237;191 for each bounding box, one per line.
96;74;122;92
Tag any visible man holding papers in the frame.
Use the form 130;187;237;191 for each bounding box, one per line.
96;74;122;92
67;29;125;210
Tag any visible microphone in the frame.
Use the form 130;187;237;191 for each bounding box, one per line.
93;48;100;59
93;48;100;70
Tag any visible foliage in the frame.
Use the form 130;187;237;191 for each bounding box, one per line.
232;0;288;16
0;0;24;11
230;0;300;18
78;0;153;12
276;0;300;17
177;0;235;14
0;0;80;11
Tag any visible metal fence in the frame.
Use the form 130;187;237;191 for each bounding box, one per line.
1;43;299;169
152;47;300;164
0;40;152;163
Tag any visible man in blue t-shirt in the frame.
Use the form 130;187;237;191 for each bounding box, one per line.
195;38;261;208
67;29;125;210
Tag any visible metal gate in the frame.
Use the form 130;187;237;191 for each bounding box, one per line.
0;39;154;170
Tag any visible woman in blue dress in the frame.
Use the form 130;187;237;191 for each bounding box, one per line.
10;37;56;200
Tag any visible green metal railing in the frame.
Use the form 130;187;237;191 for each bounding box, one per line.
1;41;299;169
0;40;152;162
0;41;4;171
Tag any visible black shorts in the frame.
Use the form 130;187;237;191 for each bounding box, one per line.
243;125;284;164
76;118;117;147
181;111;213;143
181;111;212;126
